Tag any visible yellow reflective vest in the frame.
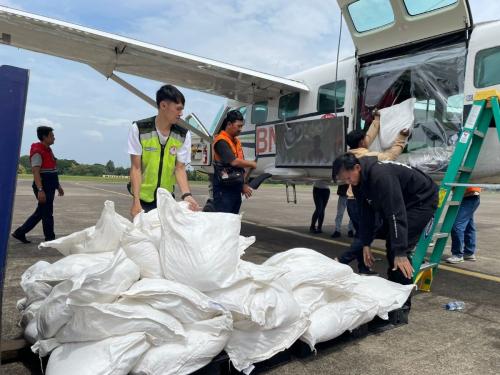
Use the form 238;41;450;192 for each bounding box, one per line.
135;116;187;202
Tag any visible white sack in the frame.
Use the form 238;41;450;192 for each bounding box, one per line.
263;248;354;289
39;201;131;255
133;209;162;249
291;284;337;315
120;278;230;324
157;189;242;291
36;250;140;340
24;318;38;344
301;294;379;350
351;275;414;319
18;261;53;308
122;279;232;374
239;236;256;256
18;299;44;329
132;317;232;375
37;280;75;339
38;227;94;256
55;300;184;343
121;228;163;278
206;261;308;372
206;264;292;330
45;332;151;375
226;316;310;373
378;97;415;150
22;253;115;286
64;249;140;304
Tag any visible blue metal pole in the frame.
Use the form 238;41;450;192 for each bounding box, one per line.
0;65;29;341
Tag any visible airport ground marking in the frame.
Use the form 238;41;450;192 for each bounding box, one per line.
71;182;130;197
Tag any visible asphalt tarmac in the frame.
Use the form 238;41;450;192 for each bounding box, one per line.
2;179;499;374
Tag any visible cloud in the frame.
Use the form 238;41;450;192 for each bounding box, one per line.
126;0;343;76
82;130;104;142
1;1;24;9
88;116;131;128
24;117;62;129
470;1;500;23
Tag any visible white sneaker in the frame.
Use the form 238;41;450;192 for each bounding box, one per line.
446;255;464;264
464;254;476;261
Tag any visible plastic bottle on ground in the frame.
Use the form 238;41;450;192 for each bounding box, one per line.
444;301;465;311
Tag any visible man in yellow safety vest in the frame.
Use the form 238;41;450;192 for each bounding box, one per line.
128;84;200;216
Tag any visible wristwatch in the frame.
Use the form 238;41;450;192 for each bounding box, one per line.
37;187;44;192
181;192;192;200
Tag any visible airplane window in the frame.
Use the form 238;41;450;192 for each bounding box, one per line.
474;47;500;88
278;92;300;120
236;106;248;120
317;80;346;113
348;0;395;33
404;0;457;16
444;94;464;123
209;105;226;134
251;101;268;124
414;99;436;123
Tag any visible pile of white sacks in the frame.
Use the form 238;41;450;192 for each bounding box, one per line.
17;188;414;375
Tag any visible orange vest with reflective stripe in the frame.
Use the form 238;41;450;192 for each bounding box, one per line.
465;187;481;196
213;130;244;162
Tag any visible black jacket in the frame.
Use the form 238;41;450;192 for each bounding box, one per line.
352;157;438;256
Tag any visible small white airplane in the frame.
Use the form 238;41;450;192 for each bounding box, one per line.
1;0;500;199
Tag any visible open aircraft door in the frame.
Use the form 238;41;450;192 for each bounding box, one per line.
188;105;231;171
186;113;212;167
338;0;474;176
337;0;472;57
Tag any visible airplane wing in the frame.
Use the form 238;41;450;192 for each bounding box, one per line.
0;6;309;103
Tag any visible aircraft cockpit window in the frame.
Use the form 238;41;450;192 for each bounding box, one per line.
403;0;458;17
278;92;300;120
474;46;500;88
348;0;395;33
317;80;346;113
251;101;268;124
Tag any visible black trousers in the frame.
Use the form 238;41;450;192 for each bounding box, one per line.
213;184;242;214
338;199;370;272
140;199;157;213
383;195;438;307
16;177;58;241
310;187;330;230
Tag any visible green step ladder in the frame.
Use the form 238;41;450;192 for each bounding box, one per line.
412;89;500;291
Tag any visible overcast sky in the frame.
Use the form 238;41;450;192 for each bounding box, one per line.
1;0;499;167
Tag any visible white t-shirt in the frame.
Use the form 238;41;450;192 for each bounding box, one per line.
128;123;191;164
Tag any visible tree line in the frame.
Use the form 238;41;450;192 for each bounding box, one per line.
18;156;130;176
18;155;208;181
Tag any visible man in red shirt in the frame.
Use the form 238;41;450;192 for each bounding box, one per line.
12;126;64;243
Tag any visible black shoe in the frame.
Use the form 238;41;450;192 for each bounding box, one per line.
12;231;31;244
359;269;379;276
44;236;56;241
314;228;323;234
309;227;316;233
348;230;354;238
330;231;341;238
